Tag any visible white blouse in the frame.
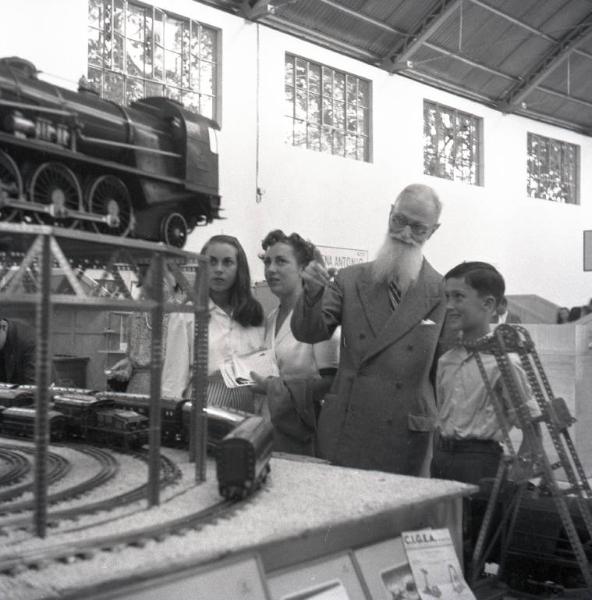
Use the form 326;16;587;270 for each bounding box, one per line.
161;299;264;398
208;300;265;374
264;307;339;380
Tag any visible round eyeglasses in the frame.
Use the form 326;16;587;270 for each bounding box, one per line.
389;212;432;237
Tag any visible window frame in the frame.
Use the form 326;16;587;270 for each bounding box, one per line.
284;53;372;162
423;99;483;186
526;132;580;205
87;0;220;120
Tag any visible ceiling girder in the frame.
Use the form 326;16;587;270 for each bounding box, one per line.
499;10;592;111
240;0;271;20
265;14;381;62
194;0;592;136
381;0;463;72
539;85;592;112
317;0;405;36
471;0;592;65
240;0;298;20
422;40;516;81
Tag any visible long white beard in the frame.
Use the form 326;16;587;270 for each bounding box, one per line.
371;234;424;293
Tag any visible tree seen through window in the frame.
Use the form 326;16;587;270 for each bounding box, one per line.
423;100;482;186
527;133;579;205
87;0;217;119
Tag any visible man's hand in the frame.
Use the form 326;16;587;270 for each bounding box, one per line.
301;260;331;301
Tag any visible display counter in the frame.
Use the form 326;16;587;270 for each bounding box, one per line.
30;455;477;600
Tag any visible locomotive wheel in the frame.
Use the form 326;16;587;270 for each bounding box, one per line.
29;162;82;227
161;212;188;248
88;175;133;237
0;150;22;222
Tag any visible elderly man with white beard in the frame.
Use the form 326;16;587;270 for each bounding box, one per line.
291;183;445;476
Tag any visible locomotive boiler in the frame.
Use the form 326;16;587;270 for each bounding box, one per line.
0;56;221;247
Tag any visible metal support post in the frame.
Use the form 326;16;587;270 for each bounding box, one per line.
33;234;51;537
190;259;209;481
147;254;164;507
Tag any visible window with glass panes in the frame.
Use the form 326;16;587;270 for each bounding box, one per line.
527;133;579;205
423;100;482;185
87;0;217;119
284;54;370;161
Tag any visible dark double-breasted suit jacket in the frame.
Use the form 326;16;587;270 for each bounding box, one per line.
291;259;446;475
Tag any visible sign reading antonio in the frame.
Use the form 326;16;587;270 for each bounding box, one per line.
317;245;368;273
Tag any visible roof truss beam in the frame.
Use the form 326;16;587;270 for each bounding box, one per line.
265;13;381;61
317;0;405;36
240;0;297;20
381;0;463;72
241;0;270;20
499;10;592;111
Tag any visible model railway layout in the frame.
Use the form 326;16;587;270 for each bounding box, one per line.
0;383;273;577
0;384;274;502
0;495;242;577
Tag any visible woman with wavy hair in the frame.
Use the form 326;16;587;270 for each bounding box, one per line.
161;234;264;412
252;229;339;455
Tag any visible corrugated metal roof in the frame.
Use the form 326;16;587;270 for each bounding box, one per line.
199;0;592;135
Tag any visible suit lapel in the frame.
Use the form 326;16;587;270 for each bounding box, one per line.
356;268;392;337
361;260;443;364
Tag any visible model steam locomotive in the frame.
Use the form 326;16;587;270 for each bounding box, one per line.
0;56;221;247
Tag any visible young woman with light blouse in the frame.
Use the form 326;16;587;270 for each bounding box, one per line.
161;234;264;412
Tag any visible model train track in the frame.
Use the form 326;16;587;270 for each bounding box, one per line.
0;445;110;510
0;451;180;532
0;447;30;486
0;495;244;575
0;446;70;505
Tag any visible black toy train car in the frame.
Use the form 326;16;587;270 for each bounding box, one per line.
0;56;221;247
98;391;251;450
86;408;149;450
0;386;36;408
215;415;273;500
52;392;148;449
97;393;185;446
0;406;68;441
0;393;148;449
183;402;252;450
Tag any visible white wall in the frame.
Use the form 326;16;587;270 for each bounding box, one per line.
2;1;592;306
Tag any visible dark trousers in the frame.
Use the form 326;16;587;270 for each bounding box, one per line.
431;438;503;574
430;437;502;485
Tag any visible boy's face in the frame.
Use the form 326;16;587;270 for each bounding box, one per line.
445;277;495;338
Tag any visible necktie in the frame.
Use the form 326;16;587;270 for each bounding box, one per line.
388;279;401;310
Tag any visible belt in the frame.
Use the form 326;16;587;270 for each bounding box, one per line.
437;437;501;453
